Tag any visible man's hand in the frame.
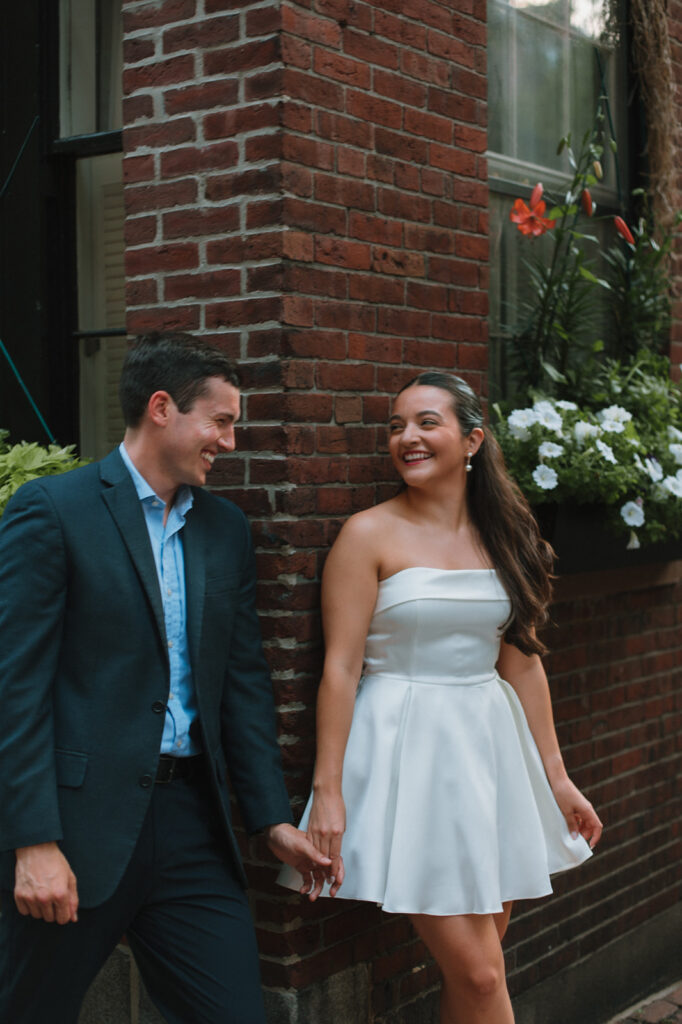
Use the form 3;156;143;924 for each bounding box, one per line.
264;823;333;901
14;842;79;924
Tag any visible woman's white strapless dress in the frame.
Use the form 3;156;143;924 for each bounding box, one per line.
278;568;591;915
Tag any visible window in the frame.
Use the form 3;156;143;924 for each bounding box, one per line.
487;0;629;401
59;0;125;458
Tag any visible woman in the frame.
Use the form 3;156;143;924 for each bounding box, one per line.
279;372;602;1024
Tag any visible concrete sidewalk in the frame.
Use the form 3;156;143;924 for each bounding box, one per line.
606;982;682;1023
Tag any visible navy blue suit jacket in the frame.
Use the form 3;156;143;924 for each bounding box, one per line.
0;449;292;906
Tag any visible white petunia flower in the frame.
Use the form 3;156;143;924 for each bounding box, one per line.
574;421;600;445
667;425;682;442
595;439;617;464
532;465;558;490
507;408;538;440
599;418;626;434
662;475;682;497
533;401;563;433
598;405;632;423
644;457;663;482
538;441;564;459
669;443;682;465
626;530;641;550
621;501;645;527
555;400;578;410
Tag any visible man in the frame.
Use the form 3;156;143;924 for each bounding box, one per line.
0;333;328;1023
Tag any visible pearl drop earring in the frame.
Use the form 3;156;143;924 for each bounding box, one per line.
465;452;473;473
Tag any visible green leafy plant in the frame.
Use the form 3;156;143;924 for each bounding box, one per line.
0;430;88;516
602;191;681;359
507;112;612;398
494;352;682;547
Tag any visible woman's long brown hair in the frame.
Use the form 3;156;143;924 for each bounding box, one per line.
398;372;554;656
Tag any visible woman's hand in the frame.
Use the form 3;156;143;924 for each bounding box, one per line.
307;789;346;899
550;776;603;849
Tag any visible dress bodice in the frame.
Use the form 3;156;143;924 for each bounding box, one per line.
363;567;511;686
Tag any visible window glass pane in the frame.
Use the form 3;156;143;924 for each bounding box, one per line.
76;153;127;459
487;2;513;158
60;0;122;137
571;0;609;39
509;0;567;30
515;16;565;169
488;0;625;186
98;0;123;132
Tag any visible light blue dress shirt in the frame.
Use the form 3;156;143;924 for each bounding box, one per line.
119;443;200;756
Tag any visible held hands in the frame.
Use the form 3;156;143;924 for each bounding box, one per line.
551;777;603;849
264;823;332;900
14;842;79;924
306;789;346;899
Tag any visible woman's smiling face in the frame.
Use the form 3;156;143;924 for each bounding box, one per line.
388;385;474;486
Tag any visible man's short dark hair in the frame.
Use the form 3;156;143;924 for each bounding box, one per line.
119;332;240;428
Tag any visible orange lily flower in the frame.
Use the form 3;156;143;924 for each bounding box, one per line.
614;216;635;245
510;185;556;237
530;182;544;207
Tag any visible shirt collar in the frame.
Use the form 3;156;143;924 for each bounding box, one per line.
118;442;194;518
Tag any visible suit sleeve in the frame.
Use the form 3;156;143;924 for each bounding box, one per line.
0;483;66;851
220;512;293;833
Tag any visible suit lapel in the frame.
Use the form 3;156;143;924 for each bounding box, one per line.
182;497;206;674
99;450;168;651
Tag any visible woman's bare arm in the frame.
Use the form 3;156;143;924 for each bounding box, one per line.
305;512;382;896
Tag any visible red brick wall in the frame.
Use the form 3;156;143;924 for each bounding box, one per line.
505;564;682;997
121;1;682;1019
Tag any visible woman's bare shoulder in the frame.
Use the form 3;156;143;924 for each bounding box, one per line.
334;498;404;545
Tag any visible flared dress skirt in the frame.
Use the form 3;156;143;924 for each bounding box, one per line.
278;568;591;915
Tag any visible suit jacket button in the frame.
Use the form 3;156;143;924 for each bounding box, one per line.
139;774;153;788
151;701;165;713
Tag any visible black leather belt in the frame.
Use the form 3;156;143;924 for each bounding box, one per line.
155;754;203;783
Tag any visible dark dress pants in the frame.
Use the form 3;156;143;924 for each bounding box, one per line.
0;769;266;1024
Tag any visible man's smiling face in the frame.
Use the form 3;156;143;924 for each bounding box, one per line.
160;375;241;489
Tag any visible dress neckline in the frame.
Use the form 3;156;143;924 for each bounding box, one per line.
379;566;496;584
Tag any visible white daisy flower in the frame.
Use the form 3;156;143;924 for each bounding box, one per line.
621;501;645;527
507;408;538;440
598;405;632;423
595;439;617;464
668;443;682;465
538;441;564;459
574;421;600;445
532;465;558;490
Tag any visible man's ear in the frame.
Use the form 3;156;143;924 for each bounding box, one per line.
147;391;173;427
